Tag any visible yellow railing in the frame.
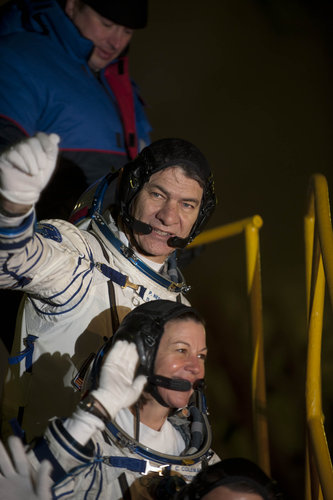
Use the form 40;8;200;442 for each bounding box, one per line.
304;174;333;500
189;215;270;475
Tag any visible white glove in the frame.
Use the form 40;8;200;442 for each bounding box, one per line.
91;340;147;419
0;436;52;500
0;132;60;205
63;409;105;447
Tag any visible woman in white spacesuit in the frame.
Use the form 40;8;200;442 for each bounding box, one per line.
0;299;219;499
0;297;285;500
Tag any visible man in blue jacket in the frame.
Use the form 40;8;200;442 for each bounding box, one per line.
0;0;151;351
0;0;151;219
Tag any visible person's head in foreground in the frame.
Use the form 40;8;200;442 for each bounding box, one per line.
173;458;284;500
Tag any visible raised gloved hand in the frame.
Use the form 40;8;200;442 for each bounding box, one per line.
0;435;52;500
0;132;60;206
91;340;147;419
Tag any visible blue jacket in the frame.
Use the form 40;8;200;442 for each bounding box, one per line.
0;0;151;192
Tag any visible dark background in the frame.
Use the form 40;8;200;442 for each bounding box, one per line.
130;1;333;498
0;0;331;497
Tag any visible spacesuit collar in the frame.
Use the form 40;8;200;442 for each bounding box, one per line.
93;211;190;294
104;405;213;467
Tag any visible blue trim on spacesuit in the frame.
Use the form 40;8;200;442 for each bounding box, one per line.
36;222;62;242
34;437;68;483
30;271;94;316
0;211;34;241
93;214;190;294
96;261;147;299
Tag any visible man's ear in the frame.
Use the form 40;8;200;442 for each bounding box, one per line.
65;0;77;18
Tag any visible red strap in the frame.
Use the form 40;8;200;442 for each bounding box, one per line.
104;56;138;160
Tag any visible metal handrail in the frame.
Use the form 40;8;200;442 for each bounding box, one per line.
304;174;333;500
189;215;270;475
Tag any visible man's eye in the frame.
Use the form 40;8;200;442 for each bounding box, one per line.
100;17;114;27
198;353;207;361
182;202;195;209
151;191;162;198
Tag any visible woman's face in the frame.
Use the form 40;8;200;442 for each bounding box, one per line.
203;486;264;500
154;318;207;409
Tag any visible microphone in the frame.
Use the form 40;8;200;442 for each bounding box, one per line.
148;374;191;392
123;214;152;235
167;235;189;249
124;214;189;249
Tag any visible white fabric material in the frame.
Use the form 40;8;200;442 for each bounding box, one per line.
26;417;220;500
0;208;189;441
100;211;164;273
0;133;59;205
63;409;105;446
115;408;185;456
135;252;164;273
91;341;147;419
0;436;52;500
0;207;34;228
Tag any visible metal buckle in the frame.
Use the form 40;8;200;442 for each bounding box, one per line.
122;276;140;291
121;244;137;261
168;282;191;293
95;262;102;272
143;460;169;476
167;281;179;292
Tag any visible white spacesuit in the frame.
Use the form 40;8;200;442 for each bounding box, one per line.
0;133;216;441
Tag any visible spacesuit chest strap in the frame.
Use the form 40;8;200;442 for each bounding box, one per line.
104;456;170;475
95;262;147;299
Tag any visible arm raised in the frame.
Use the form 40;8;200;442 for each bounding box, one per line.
0;133;60;215
64;341;147;445
0;436;52;500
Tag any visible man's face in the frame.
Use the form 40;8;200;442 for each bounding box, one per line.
131;166;203;263
154;318;207;409
65;0;134;71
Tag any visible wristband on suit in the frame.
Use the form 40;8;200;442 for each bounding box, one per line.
78;394;110;422
0;206;30;217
